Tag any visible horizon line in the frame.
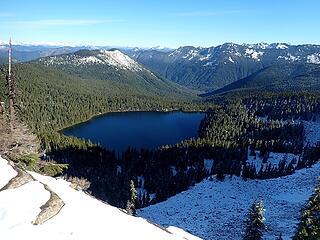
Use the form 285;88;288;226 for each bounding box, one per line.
1;39;320;49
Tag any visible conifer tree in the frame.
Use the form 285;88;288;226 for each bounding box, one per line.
126;180;137;216
293;184;320;239
243;200;266;240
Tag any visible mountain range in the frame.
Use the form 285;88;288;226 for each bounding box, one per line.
1;41;320;95
126;43;320;92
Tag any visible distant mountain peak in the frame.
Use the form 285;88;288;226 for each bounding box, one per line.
39;49;143;72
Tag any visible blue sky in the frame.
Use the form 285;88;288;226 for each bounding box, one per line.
1;0;319;47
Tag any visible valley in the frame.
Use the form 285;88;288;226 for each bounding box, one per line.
1;1;320;239
0;41;319;240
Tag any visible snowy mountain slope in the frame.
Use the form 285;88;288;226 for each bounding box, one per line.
138;120;320;240
126;43;320;91
39;49;144;72
138;163;320;240
0;156;201;240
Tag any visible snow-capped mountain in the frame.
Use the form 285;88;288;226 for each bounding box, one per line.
125;43;320;91
39;49;144;72
2;41;320;92
0;156;200;240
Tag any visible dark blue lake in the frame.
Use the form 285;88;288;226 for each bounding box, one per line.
63;111;205;152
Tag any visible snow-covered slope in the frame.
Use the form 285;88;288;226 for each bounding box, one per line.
0;156;201;240
139;164;320;240
138;120;320;240
38;49;143;72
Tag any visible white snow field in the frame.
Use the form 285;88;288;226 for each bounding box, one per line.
0;156;200;240
139;164;320;240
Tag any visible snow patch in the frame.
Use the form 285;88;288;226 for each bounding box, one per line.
183;49;199;61
116;165;122;175
203;159;214;174
303;120;320;146
199;54;211;61
203;62;214;67
0;157;17;189
170;166;178;176
81;56;104;64
247;150;299;172
307;53;320;64
277;53;300;62
167;226;202;240
98;50;143;71
276;43;289;49
245;48;264;61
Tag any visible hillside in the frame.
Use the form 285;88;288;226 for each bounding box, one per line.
138;114;320;240
127;43;320;92
0;156;201;240
203;63;320;97
36;49;192;99
0;53;197;136
139;163;320;240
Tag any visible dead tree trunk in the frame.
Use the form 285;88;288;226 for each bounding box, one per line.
6;38;16;133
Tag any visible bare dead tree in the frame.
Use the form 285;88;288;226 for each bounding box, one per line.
6;38;16;132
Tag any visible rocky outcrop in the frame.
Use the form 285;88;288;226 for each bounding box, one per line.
0;159;65;225
32;184;65;225
0;167;34;191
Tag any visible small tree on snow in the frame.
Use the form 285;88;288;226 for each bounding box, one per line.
126;180;137;216
243;200;266;240
276;233;283;240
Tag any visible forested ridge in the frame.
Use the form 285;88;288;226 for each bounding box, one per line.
204;63;320;97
